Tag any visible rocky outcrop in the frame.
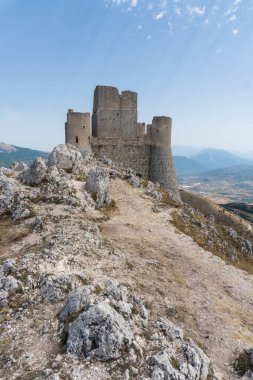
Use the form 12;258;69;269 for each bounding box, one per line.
21;157;47;185
48;144;84;174
85;167;110;206
67;301;134;360
61;282;210;379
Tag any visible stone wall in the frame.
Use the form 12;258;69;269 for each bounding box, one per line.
65;109;91;150
91;137;150;178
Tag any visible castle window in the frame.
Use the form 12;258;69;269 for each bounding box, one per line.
76;136;79;143
157;130;159;133
83;125;85;129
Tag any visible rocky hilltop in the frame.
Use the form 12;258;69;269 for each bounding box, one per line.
0;144;253;380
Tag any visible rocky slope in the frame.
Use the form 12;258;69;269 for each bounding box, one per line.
0;144;253;380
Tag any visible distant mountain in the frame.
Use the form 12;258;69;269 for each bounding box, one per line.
173;156;209;177
200;165;253;181
0;143;49;167
236;151;253;160
172;145;202;157
191;148;253;170
0;142;17;153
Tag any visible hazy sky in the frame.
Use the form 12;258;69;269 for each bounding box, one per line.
0;0;252;152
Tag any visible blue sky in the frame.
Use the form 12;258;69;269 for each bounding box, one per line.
0;0;252;152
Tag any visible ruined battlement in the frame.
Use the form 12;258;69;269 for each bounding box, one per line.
65;86;181;202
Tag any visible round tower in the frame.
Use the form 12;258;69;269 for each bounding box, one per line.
65;109;91;150
149;116;181;204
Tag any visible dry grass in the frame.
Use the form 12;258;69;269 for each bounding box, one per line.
171;211;253;275
0;216;31;252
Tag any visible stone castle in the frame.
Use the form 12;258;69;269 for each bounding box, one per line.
65;85;180;202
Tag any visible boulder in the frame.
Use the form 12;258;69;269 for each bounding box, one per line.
21;157;47;185
85;167;110;206
66;301;133;360
48;144;84;174
0;173;16;215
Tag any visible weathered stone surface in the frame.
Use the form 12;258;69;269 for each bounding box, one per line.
67;301;133;360
0;259;16;276
21;157;47;185
60;286;94;322
146;181;162;201
40;276;77;304
12;206;31;221
127;175;140;188
149;319;210;380
85;167;110;206
0;173;16;215
0;267;19;307
48;144;84;174
154;318;183;340
14;162;29;172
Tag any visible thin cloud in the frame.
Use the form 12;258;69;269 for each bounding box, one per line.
154;10;166;20
187;6;206;17
105;0;249;37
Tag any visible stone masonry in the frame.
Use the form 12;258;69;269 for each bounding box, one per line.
65;85;181;202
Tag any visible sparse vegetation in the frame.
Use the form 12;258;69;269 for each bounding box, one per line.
0;216;31;249
171;208;253;275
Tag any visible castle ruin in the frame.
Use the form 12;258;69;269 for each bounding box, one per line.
65;85;181;203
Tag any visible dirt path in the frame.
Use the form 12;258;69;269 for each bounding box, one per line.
101;178;253;379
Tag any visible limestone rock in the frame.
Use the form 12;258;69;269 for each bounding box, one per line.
48;144;84;174
154;318;183;340
149;318;210;380
60;286;94;322
13;162;28;172
66;301;133;360
0;268;19;307
81;149;94;164
146;181;162;201
0;259;16;276
85;167;110;206
0;173;16;215
127;175;140;188
31;216;44;231
12;206;31;221
40;276;77;304
21;157;47;185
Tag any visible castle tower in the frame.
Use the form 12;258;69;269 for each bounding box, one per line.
149;116;181;203
65;109;91;150
92;86;137;138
